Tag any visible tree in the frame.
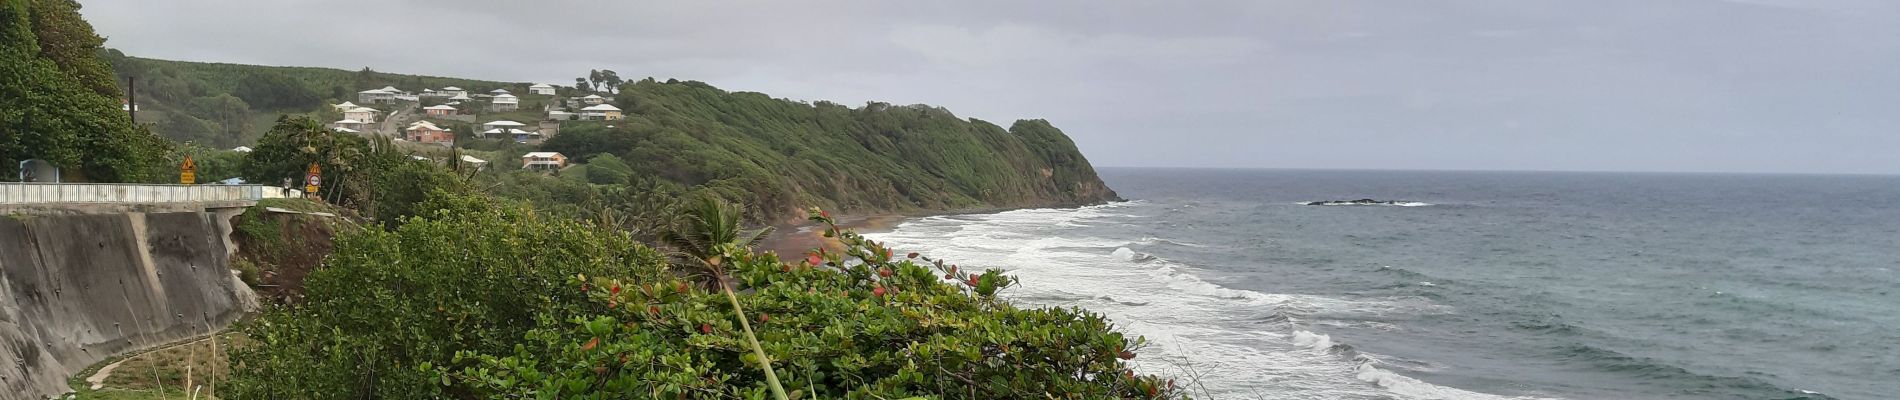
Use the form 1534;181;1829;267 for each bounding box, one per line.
597;69;622;94
582;152;631;184
0;0;168;182
232;72;319;109
659;196;788;400
574;77;589;93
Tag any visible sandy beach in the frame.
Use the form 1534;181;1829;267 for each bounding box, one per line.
755;214;908;257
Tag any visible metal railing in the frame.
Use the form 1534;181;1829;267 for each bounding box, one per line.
0;183;299;204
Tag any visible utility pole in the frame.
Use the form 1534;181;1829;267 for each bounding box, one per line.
125;76;137;123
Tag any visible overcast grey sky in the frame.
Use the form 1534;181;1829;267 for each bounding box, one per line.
79;1;1900;174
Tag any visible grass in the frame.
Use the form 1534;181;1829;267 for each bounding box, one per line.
67;332;250;400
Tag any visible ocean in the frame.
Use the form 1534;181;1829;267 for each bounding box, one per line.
864;168;1900;400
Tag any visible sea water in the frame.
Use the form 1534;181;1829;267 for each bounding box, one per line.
865;168;1899;400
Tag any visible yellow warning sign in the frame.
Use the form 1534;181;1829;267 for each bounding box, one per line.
304;162;322;194
180;155;197;184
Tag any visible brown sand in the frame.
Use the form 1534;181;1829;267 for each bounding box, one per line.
756;214;907;257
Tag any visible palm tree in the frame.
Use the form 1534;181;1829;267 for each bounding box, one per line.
659;196;787;400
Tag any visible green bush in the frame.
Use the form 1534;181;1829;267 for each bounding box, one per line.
223;198;1183;399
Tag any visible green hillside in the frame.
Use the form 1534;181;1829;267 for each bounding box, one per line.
102;55;1119;222
543;79;1119;221
99;51;526;147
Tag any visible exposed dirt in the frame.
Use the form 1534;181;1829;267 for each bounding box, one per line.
230;210;340;303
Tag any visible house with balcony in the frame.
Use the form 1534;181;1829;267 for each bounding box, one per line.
521;152;566;170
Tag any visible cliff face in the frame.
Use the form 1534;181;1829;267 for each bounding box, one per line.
543;79;1120;221
0;210;257;400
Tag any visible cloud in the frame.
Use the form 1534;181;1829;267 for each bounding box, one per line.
73;0;1900;174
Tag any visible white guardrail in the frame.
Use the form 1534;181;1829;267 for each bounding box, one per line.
0;183;301;204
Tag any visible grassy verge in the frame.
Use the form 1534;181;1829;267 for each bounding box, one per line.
67;332;249;400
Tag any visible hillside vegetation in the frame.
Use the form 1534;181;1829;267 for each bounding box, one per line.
1;0;169;181
100;52;522;147
543;79;1119;222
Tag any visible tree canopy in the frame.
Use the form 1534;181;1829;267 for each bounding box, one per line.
0;0;168;182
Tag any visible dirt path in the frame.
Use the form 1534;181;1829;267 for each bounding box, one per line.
84;332;223;390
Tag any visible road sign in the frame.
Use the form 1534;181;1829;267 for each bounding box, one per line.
180;155;196;184
304;162;321;194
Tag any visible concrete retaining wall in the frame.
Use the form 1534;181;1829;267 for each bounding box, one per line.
0;211;257;400
0;183;298;204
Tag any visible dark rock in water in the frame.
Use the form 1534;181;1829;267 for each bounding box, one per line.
1305;199;1404;206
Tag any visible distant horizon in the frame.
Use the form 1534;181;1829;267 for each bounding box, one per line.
1094;165;1900;177
78;0;1900;175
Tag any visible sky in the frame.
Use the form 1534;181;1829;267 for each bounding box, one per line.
77;0;1900;174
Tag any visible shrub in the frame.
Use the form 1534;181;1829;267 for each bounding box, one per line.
223;198;1183;399
445;209;1184;399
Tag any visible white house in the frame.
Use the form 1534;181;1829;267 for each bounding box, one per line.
459;155;488;169
332;101;360;111
357;89;395;104
449;93;472;102
231;146;253;153
528;83;557;95
491;94;520;111
333;119;366;131
440;86;468;98
481;120;526;132
579;104;622;120
521;152;567;170
343;107;380;124
490;88;511;94
580;94;607;105
333;126;360;134
546;110;574;120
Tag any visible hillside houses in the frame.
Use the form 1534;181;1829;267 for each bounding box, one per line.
580;104;621;120
423;104;458;117
491;94;520;111
333;119;366;131
405;121;454;145
522;152;566;170
357;88;395;104
529;83;556;95
343;107;380;123
580;94;607;105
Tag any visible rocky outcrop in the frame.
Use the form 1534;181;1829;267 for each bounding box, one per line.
0;211;256;400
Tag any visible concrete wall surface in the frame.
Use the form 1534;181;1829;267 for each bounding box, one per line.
0;183;297;204
0;211;257;400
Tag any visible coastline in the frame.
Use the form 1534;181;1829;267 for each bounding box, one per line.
755;199;1121;257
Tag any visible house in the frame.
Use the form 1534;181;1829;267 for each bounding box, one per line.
333;119;366;131
579;104;622;120
491;94;519;111
343;107;380;124
490;88;511;95
333;127;360;134
521;152;566;170
440;86;467;98
357;89;395;104
546;110;574;120
449;93;472;102
481;120;526;131
423;104;458;117
580;94;607;105
231;146;253;153
331;101;360;111
459;155;488;169
528;83;557;95
405;122;454;145
509;128;541;142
